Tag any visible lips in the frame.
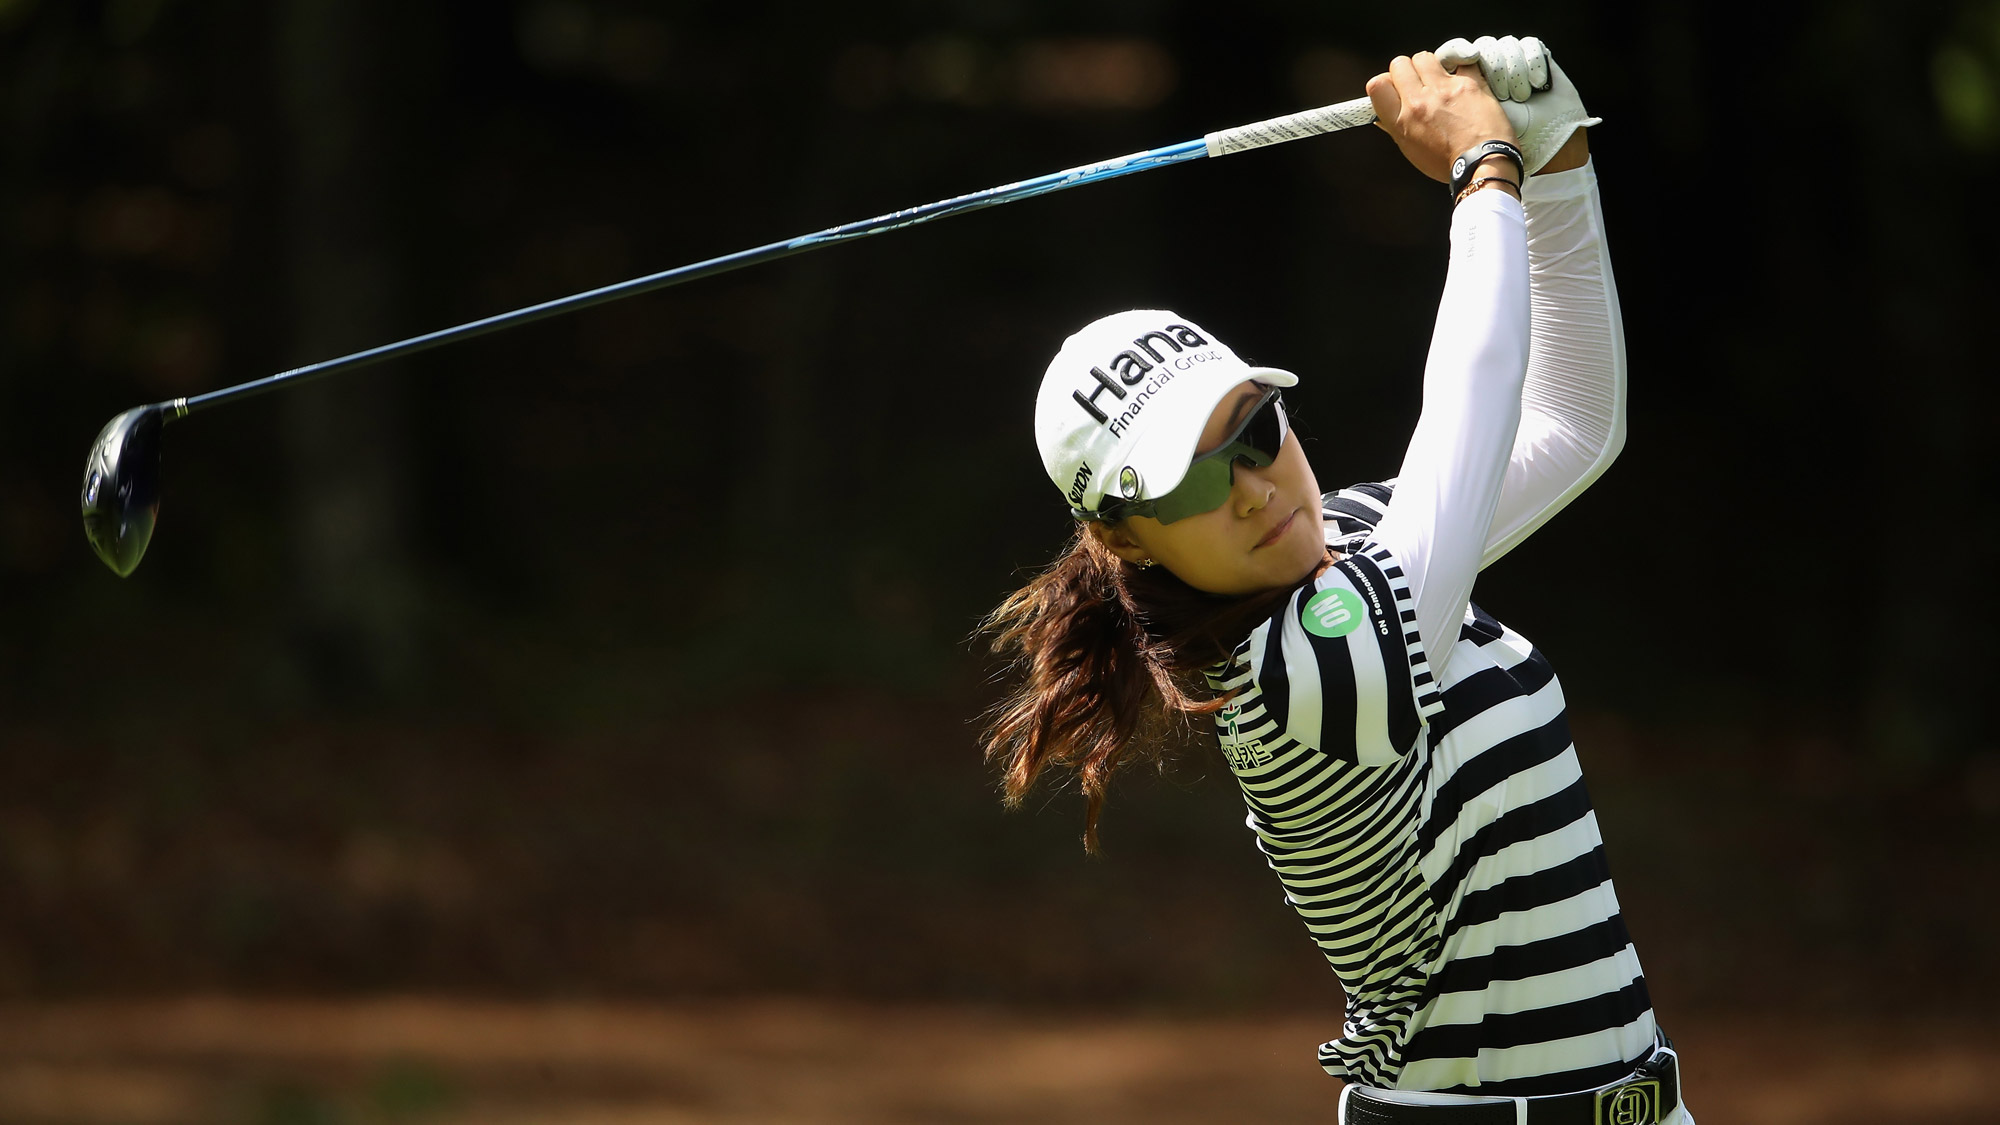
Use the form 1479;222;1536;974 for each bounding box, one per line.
1254;508;1297;549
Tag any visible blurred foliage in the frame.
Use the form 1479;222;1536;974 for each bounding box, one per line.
0;0;1996;1012
255;1082;344;1125
1935;0;2000;148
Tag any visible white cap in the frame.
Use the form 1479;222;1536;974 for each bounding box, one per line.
1035;310;1297;514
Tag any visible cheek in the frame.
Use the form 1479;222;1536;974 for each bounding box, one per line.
1134;514;1237;587
1277;448;1327;567
1144;515;1225;567
1286;510;1328;564
1279;435;1320;496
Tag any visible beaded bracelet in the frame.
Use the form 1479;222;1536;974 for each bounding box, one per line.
1453;176;1521;207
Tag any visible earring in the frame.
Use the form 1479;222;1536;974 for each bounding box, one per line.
1138;558;1156;569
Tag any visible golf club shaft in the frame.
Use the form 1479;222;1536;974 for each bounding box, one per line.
169;95;1378;420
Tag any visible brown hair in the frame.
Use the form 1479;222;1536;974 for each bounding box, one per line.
979;525;1334;851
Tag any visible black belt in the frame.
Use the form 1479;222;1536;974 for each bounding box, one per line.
1344;1044;1679;1125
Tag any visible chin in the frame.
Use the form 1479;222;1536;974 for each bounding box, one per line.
1257;518;1325;589
1281;540;1325;584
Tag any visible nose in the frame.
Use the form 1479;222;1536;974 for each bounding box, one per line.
1230;457;1276;516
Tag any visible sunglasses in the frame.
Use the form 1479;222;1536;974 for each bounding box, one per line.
1085;388;1289;525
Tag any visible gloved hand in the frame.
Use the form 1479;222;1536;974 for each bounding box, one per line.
1435;35;1600;174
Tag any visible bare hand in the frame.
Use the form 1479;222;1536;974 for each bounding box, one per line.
1365;52;1518;184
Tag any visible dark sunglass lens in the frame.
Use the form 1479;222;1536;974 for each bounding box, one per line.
1152;459;1235;524
1242;396;1285;458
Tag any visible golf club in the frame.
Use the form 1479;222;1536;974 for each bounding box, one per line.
80;94;1379;577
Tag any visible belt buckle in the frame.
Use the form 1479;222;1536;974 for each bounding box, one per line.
1593;1077;1664;1124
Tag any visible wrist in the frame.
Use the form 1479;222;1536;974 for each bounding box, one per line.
1447;139;1525;197
1470;153;1521;186
1454;176;1520;207
1534;127;1590;175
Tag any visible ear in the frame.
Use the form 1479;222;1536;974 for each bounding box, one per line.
1085;519;1152;567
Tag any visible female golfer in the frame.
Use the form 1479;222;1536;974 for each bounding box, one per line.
984;35;1688;1124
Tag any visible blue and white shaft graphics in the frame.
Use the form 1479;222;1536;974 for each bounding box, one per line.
166;95;1378;420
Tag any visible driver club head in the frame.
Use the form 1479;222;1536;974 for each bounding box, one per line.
80;405;168;577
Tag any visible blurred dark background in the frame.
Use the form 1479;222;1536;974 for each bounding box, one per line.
4;0;1999;1041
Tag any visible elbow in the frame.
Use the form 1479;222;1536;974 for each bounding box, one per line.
1573;408;1626;493
1600;410;1627;469
1601;349;1628;468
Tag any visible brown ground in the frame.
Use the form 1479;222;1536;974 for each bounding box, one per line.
0;999;1994;1124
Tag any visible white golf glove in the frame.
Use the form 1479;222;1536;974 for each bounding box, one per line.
1435;34;1600;174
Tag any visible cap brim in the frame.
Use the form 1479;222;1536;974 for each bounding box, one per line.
1118;367;1297;503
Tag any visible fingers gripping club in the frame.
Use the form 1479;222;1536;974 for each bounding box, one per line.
1434;34;1599;173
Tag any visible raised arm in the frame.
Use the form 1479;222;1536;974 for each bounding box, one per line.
1482;134;1625;566
1360;54;1533;672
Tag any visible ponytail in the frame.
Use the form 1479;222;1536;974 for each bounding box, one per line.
979;526;1331;851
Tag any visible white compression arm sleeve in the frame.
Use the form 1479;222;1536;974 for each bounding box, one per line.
1369;189;1532;673
1481;157;1626;566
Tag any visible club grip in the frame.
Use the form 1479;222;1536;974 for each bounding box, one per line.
1203;96;1378;158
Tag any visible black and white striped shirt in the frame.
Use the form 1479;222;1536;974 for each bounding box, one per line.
1205;480;1655;1095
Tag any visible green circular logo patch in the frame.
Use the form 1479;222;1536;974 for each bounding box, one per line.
1301;587;1365;638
